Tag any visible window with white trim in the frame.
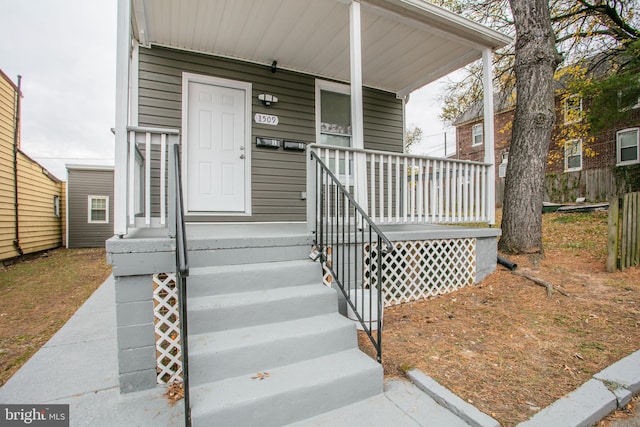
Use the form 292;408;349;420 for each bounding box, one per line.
563;94;582;124
564;139;582;172
316;80;352;175
617;128;639;166
472;123;483;146
88;196;109;224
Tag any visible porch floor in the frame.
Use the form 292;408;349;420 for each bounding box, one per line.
121;221;500;243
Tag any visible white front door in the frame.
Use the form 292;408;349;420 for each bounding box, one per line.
184;75;251;214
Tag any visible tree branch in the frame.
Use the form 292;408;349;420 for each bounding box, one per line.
512;270;570;297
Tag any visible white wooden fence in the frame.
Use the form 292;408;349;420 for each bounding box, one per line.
310;144;493;225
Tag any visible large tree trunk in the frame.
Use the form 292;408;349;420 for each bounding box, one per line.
499;0;562;254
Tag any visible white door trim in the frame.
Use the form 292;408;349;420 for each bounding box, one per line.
181;72;252;216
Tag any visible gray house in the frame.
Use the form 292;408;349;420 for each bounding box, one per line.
66;165;114;248
108;1;510;425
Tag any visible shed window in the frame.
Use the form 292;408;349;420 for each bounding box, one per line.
472;123;483;146
564;139;582;172
88;196;109;224
617;128;639;166
563;94;582;124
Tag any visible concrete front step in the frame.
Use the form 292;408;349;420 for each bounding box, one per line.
187;232;313;268
189;313;357;385
188;259;321;297
188;283;339;335
190;349;383;427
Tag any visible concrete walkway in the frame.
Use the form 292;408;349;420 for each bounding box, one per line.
1;276;638;427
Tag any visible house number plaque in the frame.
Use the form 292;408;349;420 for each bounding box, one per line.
254;113;279;126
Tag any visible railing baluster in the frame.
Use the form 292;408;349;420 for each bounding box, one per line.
387;155;392;223
378;154;384;223
395;157;400;223
370;153;376;223
402;157;408;223
437;160;444;222
424;159;430;221
410;157;416;223
417;158;423;223
160;134;167;226
145;132;152;226
128;130;136;226
444;160;450;223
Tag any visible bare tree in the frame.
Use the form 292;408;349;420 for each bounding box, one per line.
499;0;562;254
438;0;639;123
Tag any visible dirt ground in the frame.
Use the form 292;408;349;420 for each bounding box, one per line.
359;211;640;426
0;248;111;387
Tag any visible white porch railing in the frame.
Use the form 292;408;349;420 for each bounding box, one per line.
309;144;493;225
123;126;180;235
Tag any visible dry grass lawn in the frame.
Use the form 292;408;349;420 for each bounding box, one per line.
0;248;111;387
359;211;640;426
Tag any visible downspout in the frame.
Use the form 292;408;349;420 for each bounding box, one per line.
13;75;23;256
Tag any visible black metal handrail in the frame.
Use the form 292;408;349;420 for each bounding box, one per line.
173;144;191;426
310;151;392;362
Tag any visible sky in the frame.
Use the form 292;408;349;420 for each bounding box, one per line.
0;1;453;181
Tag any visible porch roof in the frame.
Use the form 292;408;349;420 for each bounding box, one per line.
130;0;511;98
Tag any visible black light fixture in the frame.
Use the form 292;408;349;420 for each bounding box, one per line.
271;60;278;73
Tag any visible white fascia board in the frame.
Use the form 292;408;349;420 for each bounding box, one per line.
369;0;512;49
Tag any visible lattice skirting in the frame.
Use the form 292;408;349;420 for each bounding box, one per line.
322;238;476;307
153;273;183;384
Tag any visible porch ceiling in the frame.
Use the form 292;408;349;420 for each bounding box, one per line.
131;0;511;98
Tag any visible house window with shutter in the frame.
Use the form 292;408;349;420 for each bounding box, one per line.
617;128;639;166
88;196;109;224
564;139;582;172
472;123;483;146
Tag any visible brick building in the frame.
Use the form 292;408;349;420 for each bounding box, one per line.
454;91;640;204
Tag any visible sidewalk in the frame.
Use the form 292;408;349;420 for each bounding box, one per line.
1;276;638;426
0;276;184;426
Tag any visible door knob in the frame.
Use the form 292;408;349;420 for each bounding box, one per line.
240;154;245;159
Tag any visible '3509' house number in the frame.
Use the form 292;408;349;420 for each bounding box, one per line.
254;113;279;126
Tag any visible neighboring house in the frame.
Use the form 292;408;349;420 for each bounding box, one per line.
107;1;510;424
66;165;114;248
455;81;640;205
0;69;63;262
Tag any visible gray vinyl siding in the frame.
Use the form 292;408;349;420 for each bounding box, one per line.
138;46;403;222
67;168;114;248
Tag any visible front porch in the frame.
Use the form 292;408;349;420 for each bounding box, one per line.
107;128;501;426
110;0;510;423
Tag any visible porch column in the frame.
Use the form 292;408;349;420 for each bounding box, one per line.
114;0;132;236
482;48;496;225
350;0;368;212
